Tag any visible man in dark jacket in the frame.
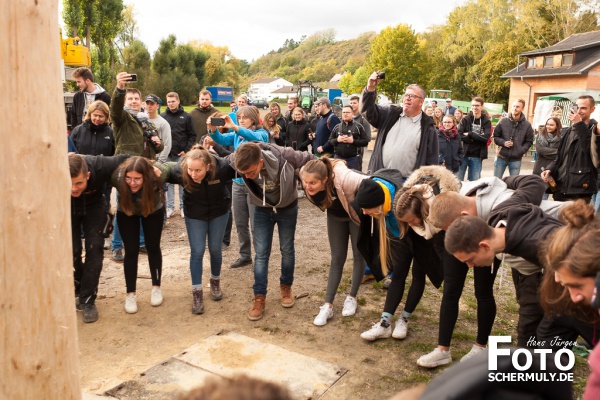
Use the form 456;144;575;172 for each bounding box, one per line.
329;105;368;170
350;94;372;172
457;97;491;181
361;72;439;176
541;95;600;202
189;90;218;144
69;67;111;130
313;97;340;156
70;153;129;323
493;99;534;178
161;92;197;218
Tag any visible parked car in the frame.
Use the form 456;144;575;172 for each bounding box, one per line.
252;99;269;109
332;96;350;118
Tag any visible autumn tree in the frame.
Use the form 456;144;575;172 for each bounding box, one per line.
366;24;425;102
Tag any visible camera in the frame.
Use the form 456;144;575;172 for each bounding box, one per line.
144;128;160;148
129;73;138;82
211;117;225;126
377;71;386;80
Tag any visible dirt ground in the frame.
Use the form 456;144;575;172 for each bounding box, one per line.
78;146;588;399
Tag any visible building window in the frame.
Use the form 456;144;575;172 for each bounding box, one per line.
527;57;536;68
562;54;573;66
544;56;554;67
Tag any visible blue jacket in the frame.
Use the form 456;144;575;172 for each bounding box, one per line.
313;111;340;155
211;126;268;184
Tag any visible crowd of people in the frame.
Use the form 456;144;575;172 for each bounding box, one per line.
68;66;600;398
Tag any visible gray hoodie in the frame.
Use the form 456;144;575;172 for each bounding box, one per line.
230;143;315;209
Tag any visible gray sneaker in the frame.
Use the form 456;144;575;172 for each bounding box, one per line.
111;249;124;262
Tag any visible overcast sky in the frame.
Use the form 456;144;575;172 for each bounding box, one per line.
61;0;467;62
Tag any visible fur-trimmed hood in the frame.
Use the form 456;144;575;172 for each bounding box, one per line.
403;165;461;193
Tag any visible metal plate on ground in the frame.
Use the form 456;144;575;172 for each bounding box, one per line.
102;331;347;399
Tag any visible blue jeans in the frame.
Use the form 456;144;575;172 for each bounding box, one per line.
456;157;482;181
185;212;229;286
167;154;183;211
252;204;298;295
494;158;522;179
591;191;600;213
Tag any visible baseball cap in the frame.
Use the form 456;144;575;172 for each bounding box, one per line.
446;98;452;102
315;97;331;106
145;94;160;104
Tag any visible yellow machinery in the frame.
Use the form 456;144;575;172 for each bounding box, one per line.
59;28;91;67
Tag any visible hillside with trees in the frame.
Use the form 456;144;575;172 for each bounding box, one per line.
62;0;599;107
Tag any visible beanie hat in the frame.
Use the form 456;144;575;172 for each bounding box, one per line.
355;179;385;209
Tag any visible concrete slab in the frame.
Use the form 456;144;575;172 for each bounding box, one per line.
102;331;347;400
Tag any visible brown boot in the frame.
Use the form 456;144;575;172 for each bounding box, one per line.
280;284;295;308
209;278;223;301
248;295;266;321
192;288;204;314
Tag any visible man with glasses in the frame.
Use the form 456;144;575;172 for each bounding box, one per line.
361;72;438;176
457;97;492;181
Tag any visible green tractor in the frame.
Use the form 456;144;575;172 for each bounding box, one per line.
297;80;321;117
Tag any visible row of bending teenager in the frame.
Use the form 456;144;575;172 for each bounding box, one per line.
71;138;594;378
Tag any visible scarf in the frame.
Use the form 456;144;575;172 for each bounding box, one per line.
440;126;457;139
124;107;151;130
536;131;561;148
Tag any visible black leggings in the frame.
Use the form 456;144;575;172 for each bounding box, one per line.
438;253;498;347
117;208;164;293
383;231;440;316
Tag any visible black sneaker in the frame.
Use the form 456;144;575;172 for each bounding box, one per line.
82;304;99;323
75;296;82;311
140;245;147;253
230;257;252;268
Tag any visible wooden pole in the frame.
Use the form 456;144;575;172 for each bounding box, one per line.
0;1;82;399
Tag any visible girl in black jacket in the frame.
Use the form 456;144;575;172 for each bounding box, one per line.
70;100;115;157
281;107;312;151
167;146;236;314
438;115;463;173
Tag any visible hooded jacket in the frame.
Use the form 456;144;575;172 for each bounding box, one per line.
189;104;218;143
457;111;492;159
227;143;315;208
71;154;129;215
361;88;439;173
493;114;534;161
69;83;111;129
546;119;600;196
110;88;163;159
71;121;114;157
161;106;197;157
165;155;236;220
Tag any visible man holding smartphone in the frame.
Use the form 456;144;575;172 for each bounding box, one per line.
329;105;368;170
541;95;600;202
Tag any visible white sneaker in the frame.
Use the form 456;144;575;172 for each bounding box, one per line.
417;348;452;368
313;305;333;326
125;294;138;314
180;209;185;218
150;286;163;306
392;318;408;339
460;344;486;362
360;321;392;341
341;296;357;317
166;208;174;218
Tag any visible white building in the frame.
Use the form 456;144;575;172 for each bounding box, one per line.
248;77;294;101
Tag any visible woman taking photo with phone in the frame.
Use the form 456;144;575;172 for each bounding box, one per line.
114;156;172;314
166;145;236;314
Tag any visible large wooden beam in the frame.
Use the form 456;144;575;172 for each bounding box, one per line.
0;1;81;399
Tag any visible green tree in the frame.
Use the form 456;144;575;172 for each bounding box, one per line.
366;24;425;102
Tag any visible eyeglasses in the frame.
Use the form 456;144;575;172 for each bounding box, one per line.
403;93;423;100
125;177;143;183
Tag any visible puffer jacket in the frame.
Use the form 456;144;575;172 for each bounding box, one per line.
71;121;114;156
